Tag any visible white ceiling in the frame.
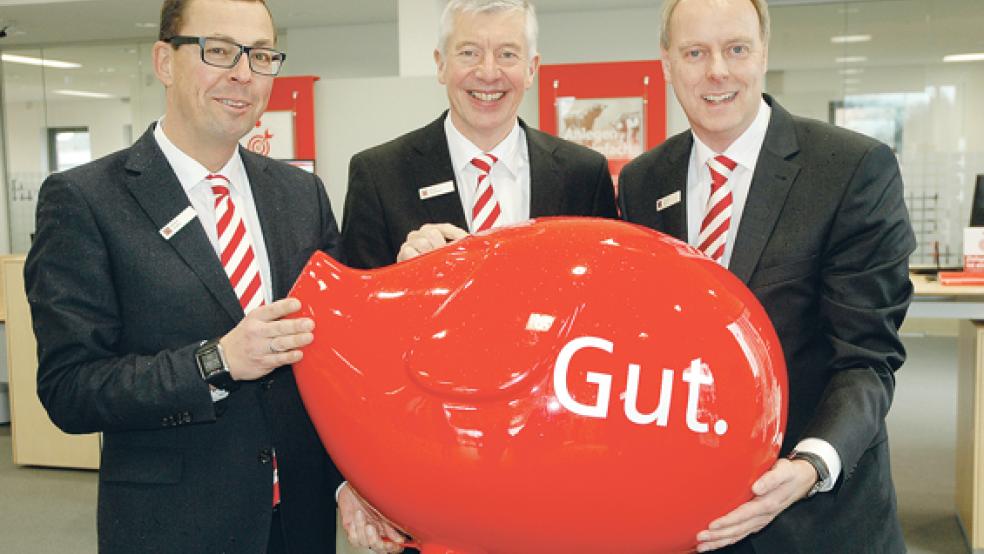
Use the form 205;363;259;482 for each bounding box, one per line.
0;0;981;104
0;0;890;47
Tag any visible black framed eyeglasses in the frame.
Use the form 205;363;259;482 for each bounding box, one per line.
165;35;286;76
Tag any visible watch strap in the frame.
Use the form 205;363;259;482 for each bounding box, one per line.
789;450;830;497
195;339;240;392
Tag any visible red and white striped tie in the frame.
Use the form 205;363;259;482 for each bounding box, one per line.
208;175;279;507
470;153;501;232
697;155;738;264
208;174;264;313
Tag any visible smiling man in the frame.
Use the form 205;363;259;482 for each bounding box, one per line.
24;0;352;552
619;0;915;552
340;0;617;270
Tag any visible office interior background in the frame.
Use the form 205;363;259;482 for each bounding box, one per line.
0;0;982;552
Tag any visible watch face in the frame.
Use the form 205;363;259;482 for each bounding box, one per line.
201;348;224;375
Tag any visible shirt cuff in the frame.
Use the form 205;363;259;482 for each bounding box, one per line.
209;387;229;402
794;437;842;492
335;481;348;503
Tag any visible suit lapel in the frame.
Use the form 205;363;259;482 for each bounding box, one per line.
647;133;692;242
123;127;244;321
411;113;468;230
730;97;801;283
242;150;290;298
525;123;565;217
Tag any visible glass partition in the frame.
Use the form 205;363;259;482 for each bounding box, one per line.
770;0;984;268
1;41;160;252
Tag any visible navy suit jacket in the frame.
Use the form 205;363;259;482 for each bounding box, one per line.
619;96;914;552
25;124;344;553
341;112;618;269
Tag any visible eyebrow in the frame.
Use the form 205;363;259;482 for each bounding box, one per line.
208;33;276;48
452;40;524;50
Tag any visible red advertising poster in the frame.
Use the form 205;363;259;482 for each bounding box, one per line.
538;61;665;192
240;75;319;171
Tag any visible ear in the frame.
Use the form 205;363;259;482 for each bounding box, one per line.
434;48;448;85
660;49;672;84
153;41;175;86
524;53;541;89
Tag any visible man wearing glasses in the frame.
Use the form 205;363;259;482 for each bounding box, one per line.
25;1;357;552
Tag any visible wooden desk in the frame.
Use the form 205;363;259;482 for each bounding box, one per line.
3;256;100;469
910;273;984;552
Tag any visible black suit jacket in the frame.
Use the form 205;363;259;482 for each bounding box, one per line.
341;112;618;269
25;125;344;554
619;96;914;553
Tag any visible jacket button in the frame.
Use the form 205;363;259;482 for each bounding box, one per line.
180;412;192;423
258;448;273;464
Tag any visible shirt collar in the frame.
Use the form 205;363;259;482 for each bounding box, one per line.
445;116;524;178
692;97;772;173
153;117;244;193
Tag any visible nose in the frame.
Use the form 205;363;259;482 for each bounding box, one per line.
474;51;499;80
706;52;730;81
229;51;253;83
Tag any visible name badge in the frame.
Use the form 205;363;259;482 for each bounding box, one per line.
656;191;681;212
159;206;198;240
419;180;455;200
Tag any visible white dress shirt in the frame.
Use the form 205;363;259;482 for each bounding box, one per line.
684;100;842;492
686;99;770;268
154;118;273;305
445;116;531;232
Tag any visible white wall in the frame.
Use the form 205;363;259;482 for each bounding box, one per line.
537;7;663;65
285;23;399;79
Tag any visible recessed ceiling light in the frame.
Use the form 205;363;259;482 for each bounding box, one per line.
1;53;81;69
943;53;984;63
831;34;871;44
135;22;157;29
839;68;864;75
835;56;867;64
53;89;114;99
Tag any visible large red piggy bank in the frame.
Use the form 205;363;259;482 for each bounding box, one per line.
288;217;786;554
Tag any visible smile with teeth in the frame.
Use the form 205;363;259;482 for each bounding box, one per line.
470;91;505;102
218;98;249;109
703;92;737;104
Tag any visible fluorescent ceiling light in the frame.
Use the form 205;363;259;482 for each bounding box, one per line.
831;34;871;44
53;89;114;99
835;56;867;64
839;68;864;75
1;53;81;69
943;53;984;63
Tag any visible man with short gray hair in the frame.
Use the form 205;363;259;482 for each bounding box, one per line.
341;0;617;269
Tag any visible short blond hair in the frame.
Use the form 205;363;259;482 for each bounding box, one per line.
660;0;770;49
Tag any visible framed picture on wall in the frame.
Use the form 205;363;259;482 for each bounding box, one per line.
538;60;666;192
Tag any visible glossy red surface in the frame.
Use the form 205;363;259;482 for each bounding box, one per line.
289;217;787;554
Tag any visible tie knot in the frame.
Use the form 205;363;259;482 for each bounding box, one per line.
207;174;231;197
709;155;737;173
470;153;497;174
707;155;736;190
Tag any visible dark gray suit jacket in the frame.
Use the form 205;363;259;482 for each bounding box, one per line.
25;125;344;553
341;112;618;269
619;96;914;553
